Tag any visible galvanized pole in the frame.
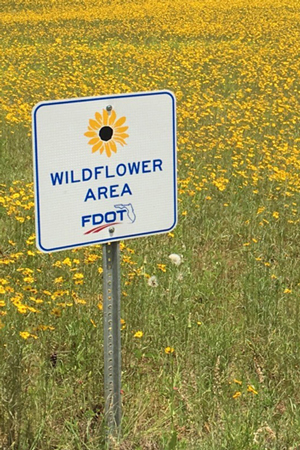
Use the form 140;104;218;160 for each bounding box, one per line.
103;241;122;445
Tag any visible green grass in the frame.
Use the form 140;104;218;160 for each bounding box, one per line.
1;0;300;448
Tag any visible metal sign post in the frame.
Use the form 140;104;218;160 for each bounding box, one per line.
103;242;122;444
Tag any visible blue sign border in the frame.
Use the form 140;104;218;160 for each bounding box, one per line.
32;90;177;252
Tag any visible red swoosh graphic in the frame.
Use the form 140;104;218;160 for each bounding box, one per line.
84;222;120;235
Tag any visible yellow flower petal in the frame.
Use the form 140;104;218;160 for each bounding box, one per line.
113;137;127;146
110;140;117;153
89;119;101;130
114;116;126;127
115;132;129;139
84;131;97;138
105;143;111;157
95;111;103;125
109;110;116;125
115;126;128;133
102;109;108;125
88;137;100;145
92;141;104;153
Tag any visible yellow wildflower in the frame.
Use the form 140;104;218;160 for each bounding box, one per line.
165;346;175;354
51;308;61;317
54;277;64;284
20;331;31;339
133;331;143;338
247;385;258;395
157;264;167;272
62;257;72;266
232;391;242;399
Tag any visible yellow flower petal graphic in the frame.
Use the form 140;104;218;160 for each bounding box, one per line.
105;143;111;157
84;131;97;138
103;109;108;126
89;119;101;130
110;140;117;153
95;112;103;125
114;136;127;146
115;126;128;133
92;141;103;153
88;137;100;145
115;133;129;139
114;116;126;128
109;110;116;126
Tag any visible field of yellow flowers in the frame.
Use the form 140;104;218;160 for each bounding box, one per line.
1;0;300;448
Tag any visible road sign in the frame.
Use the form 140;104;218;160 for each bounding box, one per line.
32;90;177;252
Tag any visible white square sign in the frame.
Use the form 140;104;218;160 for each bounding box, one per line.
32;91;177;252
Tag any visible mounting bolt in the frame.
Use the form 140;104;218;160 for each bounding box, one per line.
109;227;115;234
106;105;113;112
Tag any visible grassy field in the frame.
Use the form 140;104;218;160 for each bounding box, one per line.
1;0;300;448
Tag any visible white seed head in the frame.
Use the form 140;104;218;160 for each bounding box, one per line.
168;253;182;266
147;275;159;287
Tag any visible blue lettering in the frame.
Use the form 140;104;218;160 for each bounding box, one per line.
92;213;104;225
50;172;64;186
51;159;162;188
70;170;80;183
121;183;132;196
105;166;115;178
142;160;151;173
105;211;116;223
128;161;141;175
82;168;92;181
116;209;126;221
84;188;96;202
153;159;163;172
116;164;126;176
82;209;128;228
82;215;91;227
110;185;119;198
98;186;108;199
94;166;104;180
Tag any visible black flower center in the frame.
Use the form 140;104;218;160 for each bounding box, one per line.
99;126;113;142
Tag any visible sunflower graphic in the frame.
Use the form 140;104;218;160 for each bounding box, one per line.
84;109;128;157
